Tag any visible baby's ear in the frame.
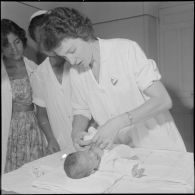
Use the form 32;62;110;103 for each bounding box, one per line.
90;169;96;174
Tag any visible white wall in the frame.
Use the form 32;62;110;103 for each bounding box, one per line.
93;15;158;62
158;2;194;152
83;2;159;61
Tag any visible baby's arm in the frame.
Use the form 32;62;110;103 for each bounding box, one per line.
112;144;138;160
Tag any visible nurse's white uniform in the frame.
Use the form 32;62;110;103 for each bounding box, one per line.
32;57;75;153
70;38;186;152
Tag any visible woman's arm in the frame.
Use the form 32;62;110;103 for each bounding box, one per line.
36;105;60;154
72;114;92;151
127;80;172;125
92;80;172;149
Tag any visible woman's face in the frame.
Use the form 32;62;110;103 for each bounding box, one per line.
53;38;93;70
2;33;24;60
34;27;56;57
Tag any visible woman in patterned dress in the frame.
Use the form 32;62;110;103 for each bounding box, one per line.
1;19;47;173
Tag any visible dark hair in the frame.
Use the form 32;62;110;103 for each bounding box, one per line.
64;152;89;179
28;13;46;42
39;7;97;52
1;19;27;49
64;152;80;179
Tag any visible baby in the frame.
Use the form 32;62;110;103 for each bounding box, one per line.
64;128;144;179
64;143;103;179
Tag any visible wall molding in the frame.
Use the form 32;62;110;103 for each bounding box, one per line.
93;14;157;26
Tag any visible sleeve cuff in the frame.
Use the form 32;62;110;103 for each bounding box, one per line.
73;110;92;120
138;59;162;91
140;75;161;91
32;98;46;107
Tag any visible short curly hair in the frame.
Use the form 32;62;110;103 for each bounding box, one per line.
39;7;97;52
1;19;27;50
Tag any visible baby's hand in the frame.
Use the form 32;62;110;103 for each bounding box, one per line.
88;142;97;151
132;163;145;178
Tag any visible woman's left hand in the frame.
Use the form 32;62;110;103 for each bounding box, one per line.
47;139;60;154
92;118;120;150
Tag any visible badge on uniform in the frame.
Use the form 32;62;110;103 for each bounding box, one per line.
111;76;118;85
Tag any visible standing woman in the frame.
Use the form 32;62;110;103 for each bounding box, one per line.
39;7;186;152
27;10;75;154
1;19;47;173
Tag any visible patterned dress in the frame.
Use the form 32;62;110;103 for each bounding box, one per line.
4;76;47;173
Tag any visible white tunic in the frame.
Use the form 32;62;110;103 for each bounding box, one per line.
70;38;186;152
32;57;75;153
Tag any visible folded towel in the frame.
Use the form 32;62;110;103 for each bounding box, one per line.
61;127;97;159
83;126;97;141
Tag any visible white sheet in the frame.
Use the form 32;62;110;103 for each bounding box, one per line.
2;148;194;194
2;151;67;194
32;145;143;193
32;167;123;193
108;148;194;193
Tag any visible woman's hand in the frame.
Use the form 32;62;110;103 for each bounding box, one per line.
46;139;60;154
92;117;121;150
72;131;92;151
92;113;131;150
36;105;61;155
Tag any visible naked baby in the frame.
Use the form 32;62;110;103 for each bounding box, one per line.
64;128;145;179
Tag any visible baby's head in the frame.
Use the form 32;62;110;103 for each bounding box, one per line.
64;145;103;179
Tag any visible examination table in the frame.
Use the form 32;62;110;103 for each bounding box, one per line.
2;147;194;194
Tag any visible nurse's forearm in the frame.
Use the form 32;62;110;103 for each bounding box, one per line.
112;95;172;132
128;96;172;125
71;115;90;138
110;81;173;131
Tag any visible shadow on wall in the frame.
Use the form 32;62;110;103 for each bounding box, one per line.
166;85;194;152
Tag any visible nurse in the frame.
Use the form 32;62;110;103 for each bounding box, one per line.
28;10;75;154
38;7;186;152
